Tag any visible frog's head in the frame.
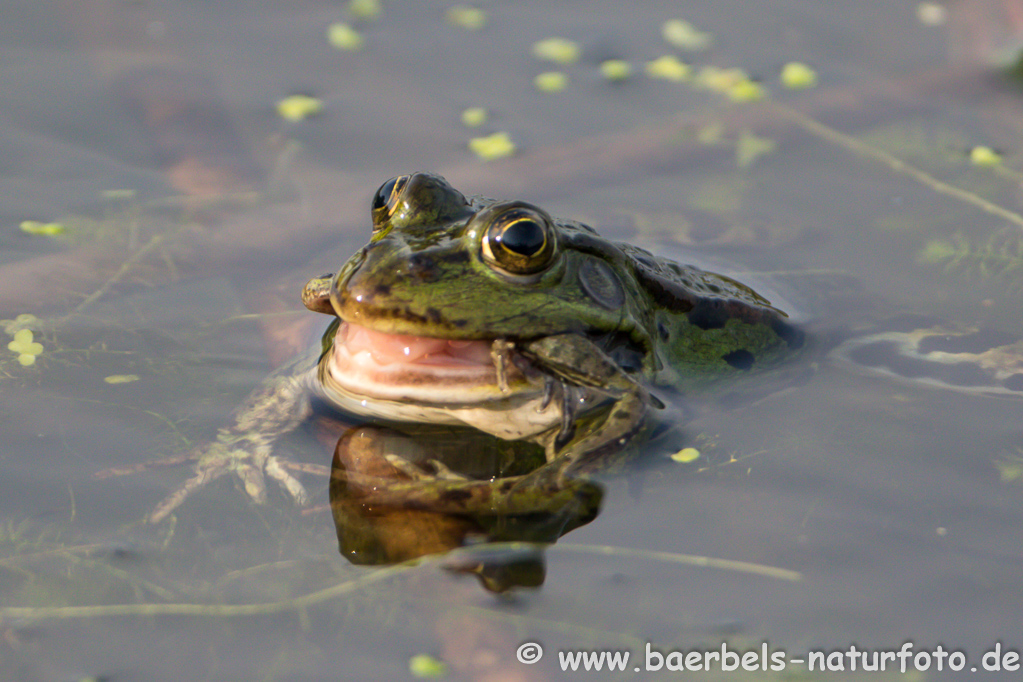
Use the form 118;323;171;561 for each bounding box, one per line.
306;172;632;337
302;172;647;432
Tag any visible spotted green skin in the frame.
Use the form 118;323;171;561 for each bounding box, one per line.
306;172;803;396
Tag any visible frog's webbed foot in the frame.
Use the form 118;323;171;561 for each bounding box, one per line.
171;432;308;523
96;430;310;524
518;333;655;478
94;364;319;522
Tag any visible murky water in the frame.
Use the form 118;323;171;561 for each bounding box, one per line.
2;1;1023;680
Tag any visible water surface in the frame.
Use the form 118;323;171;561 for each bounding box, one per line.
2;1;1022;680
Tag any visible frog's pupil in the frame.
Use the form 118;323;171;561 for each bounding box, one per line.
501;219;546;256
372;178;398;211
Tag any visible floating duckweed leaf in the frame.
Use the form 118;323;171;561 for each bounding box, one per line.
446;5;486;30
348;0;381;20
736;130;776;167
409;653;448;678
468;132;516;160
695;66;749;92
970;146;1002;166
917;2;947;26
995;454;1023;483
780;61;818;89
599;59;632;81
2;314;38;335
8;328;43;366
645;54;691;81
671;447;701;463
327;22;364;51
20;220;65;236
662;19;714;51
696;122;724;145
532;37;579;65
728;79;766;102
101;189;137;200
534;71;568;92
277;95;324;122
104;374;140;384
688;174;748;216
916;237;959;265
460;107;488;127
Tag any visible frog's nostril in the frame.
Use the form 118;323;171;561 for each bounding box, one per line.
407;254;440;282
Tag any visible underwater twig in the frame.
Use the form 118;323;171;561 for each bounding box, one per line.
771;102;1023;232
71;234;167;316
0;558;412;623
554;543;803;582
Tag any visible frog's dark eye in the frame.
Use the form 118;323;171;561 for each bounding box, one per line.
371;175;409;230
481;206;557;275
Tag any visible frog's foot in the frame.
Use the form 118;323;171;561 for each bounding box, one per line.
96;431;309;524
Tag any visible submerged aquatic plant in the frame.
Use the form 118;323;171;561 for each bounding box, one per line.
918;228;1023;289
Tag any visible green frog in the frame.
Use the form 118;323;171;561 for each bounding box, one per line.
116;172;805;523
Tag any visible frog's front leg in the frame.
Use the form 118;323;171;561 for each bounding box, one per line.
97;363;317;523
518;333;653;478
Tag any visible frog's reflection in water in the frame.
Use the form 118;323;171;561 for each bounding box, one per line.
328;423;603;592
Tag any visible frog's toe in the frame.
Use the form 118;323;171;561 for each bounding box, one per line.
426;459;470;481
235;460;268;505
148;465;226;523
382;453;435;480
266;456;309;505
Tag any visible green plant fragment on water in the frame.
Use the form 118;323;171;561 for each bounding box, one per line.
8;329;43;366
696;122;724;145
917;229;1023;288
101;189;137;200
645;54;691;81
531;37;579;65
671;447;701;463
2;314;39;335
460;107;488;127
104;374;140;384
348;0;381;21
995;454;1023;483
600;59;632;81
327;23;364;51
20;220;65;236
446;5;486;30
409;653;449;678
277;95;324;122
736;130;776;167
534;71;568;92
728;79;766;102
661;19;713;51
468;132;515;161
969;145;1002;167
780;61;818;89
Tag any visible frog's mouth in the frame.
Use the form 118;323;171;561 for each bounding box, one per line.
325;321;528;403
321;322;561;439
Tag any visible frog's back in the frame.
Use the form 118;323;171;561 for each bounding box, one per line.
616;241;806;391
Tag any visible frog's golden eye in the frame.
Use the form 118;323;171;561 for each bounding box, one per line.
481;206;557;275
371;175;409;230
